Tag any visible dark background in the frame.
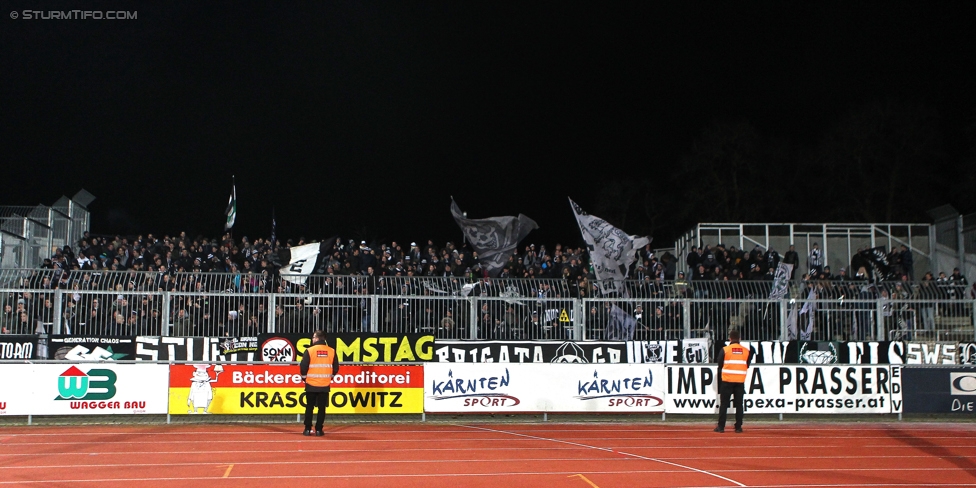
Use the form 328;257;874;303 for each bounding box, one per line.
4;2;975;247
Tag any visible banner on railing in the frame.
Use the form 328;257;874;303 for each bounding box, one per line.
47;336;137;361
0;335;39;359
960;343;976;365
902;366;976;414
698;340;976;365
424;363;666;413
256;334;435;363
168;363;423;414
0;364;169;415
664;365;901;414
434;340;628;364
627;339;712;364
134;336;258;361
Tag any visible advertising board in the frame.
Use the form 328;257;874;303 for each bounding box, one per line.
168;363;424;414
902;366;976;414
0;364;169;415
424;363;667;413
665;365;900;414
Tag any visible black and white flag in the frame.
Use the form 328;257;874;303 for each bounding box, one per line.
273;238;336;285
856;246;892;282
768;262;794;299
225;178;237;231
451;198;538;277
569;198;650;295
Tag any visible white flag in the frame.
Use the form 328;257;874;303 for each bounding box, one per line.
569;198;650;295
273;239;336;285
224;181;237;231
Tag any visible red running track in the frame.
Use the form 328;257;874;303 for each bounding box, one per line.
0;422;975;487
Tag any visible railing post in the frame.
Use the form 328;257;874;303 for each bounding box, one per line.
161;291;171;337
579;298;589;340
53;288;63;334
779;299;788;341
876;299;885;341
682;299;691;340
370;295;379;333
267;294;277;333
574;298;584;341
469;297;478;340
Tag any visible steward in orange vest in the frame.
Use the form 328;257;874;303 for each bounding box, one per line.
715;329;751;433
300;330;339;436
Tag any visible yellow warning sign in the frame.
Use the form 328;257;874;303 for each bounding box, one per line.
559;309;570;322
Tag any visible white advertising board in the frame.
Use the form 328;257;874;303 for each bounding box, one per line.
0;364;170;415
665;365;897;414
0;365;35;415
424;363;666;413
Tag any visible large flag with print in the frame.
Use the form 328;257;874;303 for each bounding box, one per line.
569;198;650;296
272;238;337;285
854;246;892;282
451;198;538;277
768;262;794;299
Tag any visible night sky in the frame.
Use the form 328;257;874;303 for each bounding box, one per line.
4;3;975;248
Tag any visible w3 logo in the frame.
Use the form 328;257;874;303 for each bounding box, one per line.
55;366;117;400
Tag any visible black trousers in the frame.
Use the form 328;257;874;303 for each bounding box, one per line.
717;381;745;429
304;387;331;430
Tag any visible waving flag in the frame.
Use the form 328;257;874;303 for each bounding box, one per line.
569;198;650;296
451;198;538;277
224;178;237;231
272;238;337;285
769;262;794;299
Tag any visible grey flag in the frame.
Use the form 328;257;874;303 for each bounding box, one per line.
451;198;538;277
785;302;798;340
768;262;794;299
569;198;650;295
606;305;637;341
798;288;817;340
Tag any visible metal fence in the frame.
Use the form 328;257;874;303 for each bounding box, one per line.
2;268;971;301
2;286;972;343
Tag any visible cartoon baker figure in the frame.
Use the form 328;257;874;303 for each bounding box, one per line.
187;364;223;413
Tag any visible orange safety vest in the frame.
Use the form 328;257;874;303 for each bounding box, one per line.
305;343;336;388
721;343;750;383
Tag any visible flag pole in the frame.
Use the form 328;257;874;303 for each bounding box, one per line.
271;205;277;251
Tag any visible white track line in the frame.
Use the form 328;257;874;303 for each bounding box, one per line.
6;442;974;450
0;470;752;485
0;462;970;474
2;451;974;462
1;425;972;436
459;424;747;487
1;475;974;486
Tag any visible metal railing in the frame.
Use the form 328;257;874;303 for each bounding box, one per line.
2;268;971;302
2;286;972;342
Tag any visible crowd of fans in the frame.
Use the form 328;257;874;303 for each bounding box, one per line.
0;231;972;341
